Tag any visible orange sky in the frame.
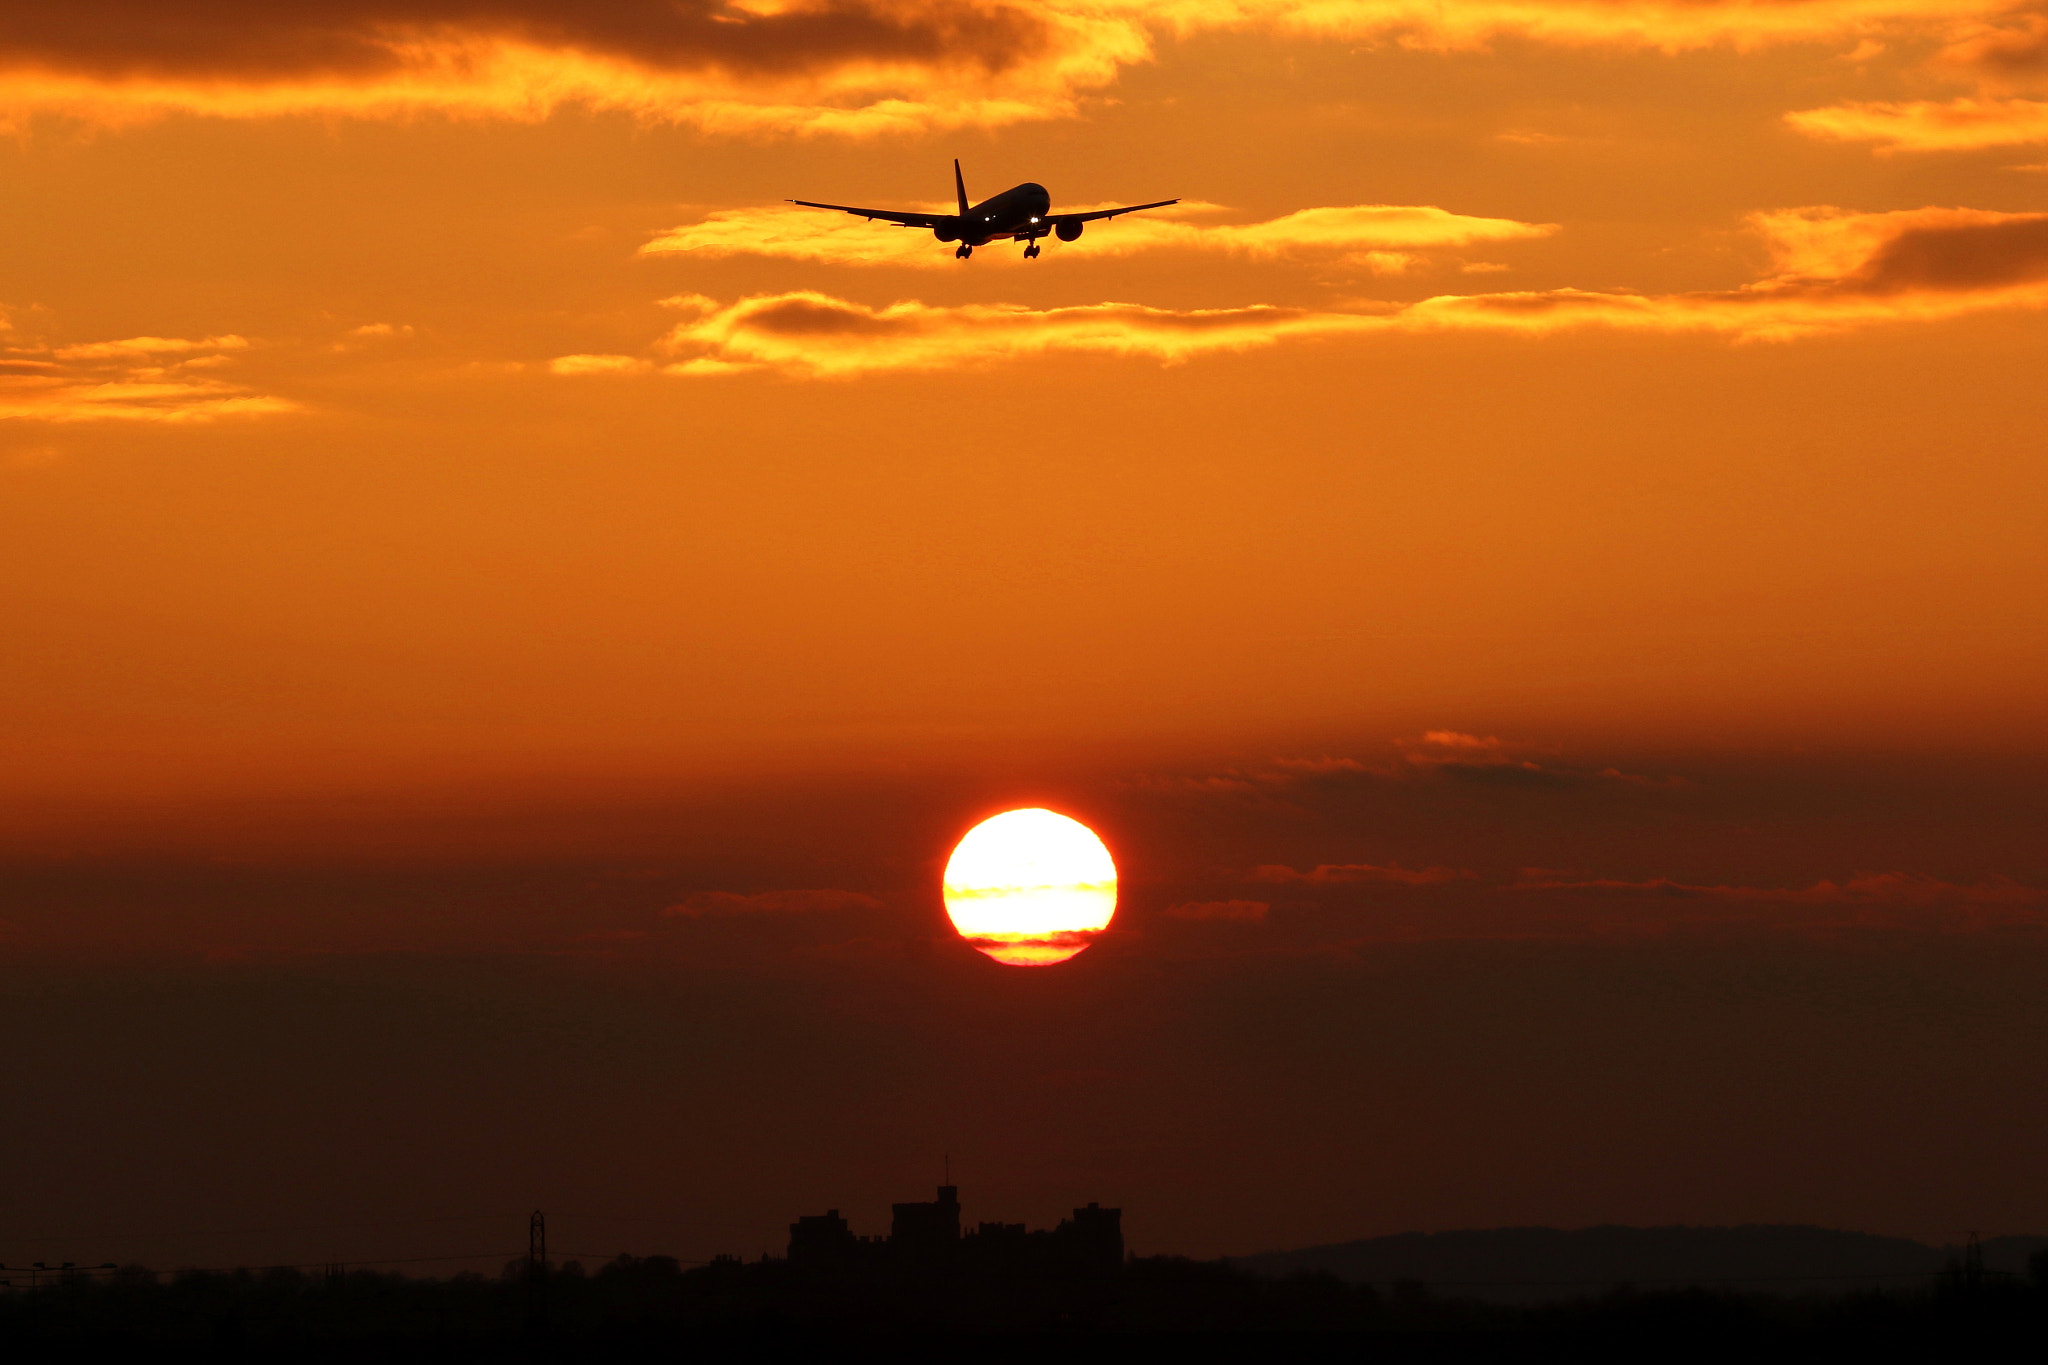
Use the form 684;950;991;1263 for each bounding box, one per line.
3;0;2048;1271
4;0;2047;817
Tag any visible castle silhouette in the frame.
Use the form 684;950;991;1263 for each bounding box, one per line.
787;1184;1123;1278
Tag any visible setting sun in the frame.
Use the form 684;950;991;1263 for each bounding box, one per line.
943;809;1118;966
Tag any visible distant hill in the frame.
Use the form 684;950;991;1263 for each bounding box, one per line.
1230;1226;2048;1302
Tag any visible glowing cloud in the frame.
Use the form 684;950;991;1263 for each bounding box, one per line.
1100;0;2021;51
642;202;1556;269
547;354;655;375
0;331;295;424
1788;96;2048;150
570;205;2048;375
1;0;2030;133
0;2;1148;135
646;292;1378;376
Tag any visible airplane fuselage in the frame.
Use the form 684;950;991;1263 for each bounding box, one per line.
939;183;1052;246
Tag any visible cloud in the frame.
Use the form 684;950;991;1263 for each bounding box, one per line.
1392;729;1567;784
52;334;251;360
566;206;2048;378
1150;868;2048;954
0;0;1148;135
547;353;655;375
1164;899;1271;921
0;331;296;424
1245;870;2048;950
1788;96;2048;150
635;292;1397;377
1937;8;2048;77
641;202;1557;269
1786;4;2048;153
1510;871;2048;930
1408;205;2048;339
1125;735;1679;799
1514;871;2042;904
1390;731;1691;788
1133;0;2024;53
1253;862;1468;886
331;322;417;352
662;888;885;917
4;0;2026;134
1399;730;1515;763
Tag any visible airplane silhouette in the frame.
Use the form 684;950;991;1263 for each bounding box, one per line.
790;160;1178;260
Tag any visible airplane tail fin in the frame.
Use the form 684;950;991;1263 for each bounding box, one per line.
954;159;969;217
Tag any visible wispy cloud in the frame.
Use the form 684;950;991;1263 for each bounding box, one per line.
569;206;2048;377
1788;96;2048;150
1252;863;1469;886
642;202;1555;269
1191;869;2048;948
548;354;656;376
663;888;885;917
1512;871;2043;904
0;0;1146;135
645;292;1390;377
3;0;2027;134
51;334;251;360
1396;730;1523;768
0;330;295;424
1786;1;2048;152
1935;6;2048;80
1509;871;2048;932
1164;899;1272;921
1148;867;2048;952
1129;0;2028;52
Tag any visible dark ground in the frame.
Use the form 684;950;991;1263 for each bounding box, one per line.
6;1244;2047;1362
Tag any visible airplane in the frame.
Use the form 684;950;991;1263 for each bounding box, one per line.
789;159;1178;260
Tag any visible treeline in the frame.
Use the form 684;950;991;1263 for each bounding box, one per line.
4;1249;2047;1359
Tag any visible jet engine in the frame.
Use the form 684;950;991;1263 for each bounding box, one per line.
1055;220;1083;242
934;220;961;242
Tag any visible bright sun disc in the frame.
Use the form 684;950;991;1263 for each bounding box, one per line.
943;808;1117;967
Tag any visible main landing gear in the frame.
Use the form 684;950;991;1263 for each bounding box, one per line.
955;244;973;260
1023;242;1041;259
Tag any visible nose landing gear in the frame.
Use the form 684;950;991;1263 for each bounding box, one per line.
955;244;973;260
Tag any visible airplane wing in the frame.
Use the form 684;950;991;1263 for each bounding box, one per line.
787;199;947;228
1043;199;1180;227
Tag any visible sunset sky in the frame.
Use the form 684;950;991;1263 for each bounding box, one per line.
4;0;2048;1274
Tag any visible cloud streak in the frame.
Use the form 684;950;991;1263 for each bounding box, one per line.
1786;4;2048;152
0;0;1144;135
1164;899;1272;920
568;206;2048;377
1509;871;2048;932
1124;0;2026;52
1252;863;1469;886
663;888;885;917
642;202;1556;269
1512;871;2043;904
4;0;2032;133
0;329;296;424
1788;95;2048;150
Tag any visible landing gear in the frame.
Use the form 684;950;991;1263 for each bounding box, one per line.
955;244;973;260
1023;243;1040;259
